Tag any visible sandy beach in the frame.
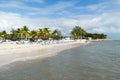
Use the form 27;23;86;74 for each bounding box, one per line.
0;40;89;67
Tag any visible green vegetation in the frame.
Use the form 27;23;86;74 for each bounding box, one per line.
71;26;107;39
71;26;87;39
0;26;107;41
0;26;62;41
85;33;107;39
51;29;62;40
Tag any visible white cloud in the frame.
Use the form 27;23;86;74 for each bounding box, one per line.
0;0;120;39
76;0;120;13
76;3;106;11
0;11;120;36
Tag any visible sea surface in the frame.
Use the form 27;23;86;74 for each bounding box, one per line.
0;40;120;80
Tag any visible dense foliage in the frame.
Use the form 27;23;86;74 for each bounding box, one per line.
71;26;87;39
71;26;107;39
0;26;107;41
85;33;107;39
51;29;62;40
0;26;62;40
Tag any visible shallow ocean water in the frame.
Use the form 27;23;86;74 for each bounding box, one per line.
0;40;120;80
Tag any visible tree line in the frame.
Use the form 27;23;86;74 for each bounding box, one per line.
71;26;107;39
0;26;107;41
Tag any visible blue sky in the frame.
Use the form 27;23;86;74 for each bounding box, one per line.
0;0;120;39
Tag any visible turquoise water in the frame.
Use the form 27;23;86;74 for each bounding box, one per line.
0;40;120;80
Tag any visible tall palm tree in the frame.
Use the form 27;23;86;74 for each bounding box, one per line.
37;28;43;39
20;26;29;40
42;28;51;40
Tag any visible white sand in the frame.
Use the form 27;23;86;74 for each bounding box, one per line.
0;40;89;67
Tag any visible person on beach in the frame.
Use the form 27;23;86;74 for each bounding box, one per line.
16;41;20;44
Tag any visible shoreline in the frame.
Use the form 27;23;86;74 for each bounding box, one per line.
0;40;90;67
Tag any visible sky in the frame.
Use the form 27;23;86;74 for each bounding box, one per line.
0;0;120;39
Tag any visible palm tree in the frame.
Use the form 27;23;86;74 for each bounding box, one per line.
42;28;51;40
29;30;37;39
20;26;29;40
11;28;17;39
16;28;21;38
37;28;43;39
0;30;7;39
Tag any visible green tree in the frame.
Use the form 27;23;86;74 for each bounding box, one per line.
42;28;51;40
0;30;7;39
29;30;37;39
10;28;17;39
51;29;62;40
85;33;107;39
71;26;87;39
37;28;43;39
20;26;29;40
10;26;30;40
